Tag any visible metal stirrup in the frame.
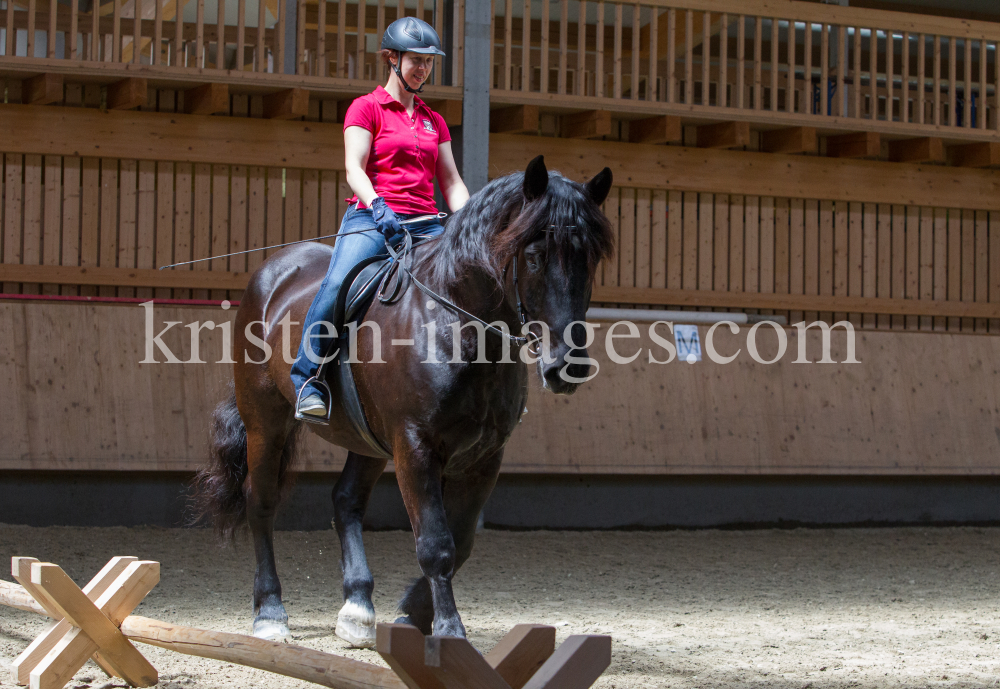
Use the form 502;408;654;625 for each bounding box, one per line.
294;376;333;425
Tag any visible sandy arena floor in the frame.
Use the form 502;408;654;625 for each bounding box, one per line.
2;525;999;688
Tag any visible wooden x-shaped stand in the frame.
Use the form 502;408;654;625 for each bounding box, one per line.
10;556;160;689
377;622;611;689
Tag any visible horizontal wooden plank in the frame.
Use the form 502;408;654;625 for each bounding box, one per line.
3;265;996;319
491;135;1000;211
0;104;348;170
592;286;1000;319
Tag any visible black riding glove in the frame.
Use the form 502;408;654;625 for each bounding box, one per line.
370;197;403;241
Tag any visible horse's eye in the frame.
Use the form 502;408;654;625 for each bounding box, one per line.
525;251;543;271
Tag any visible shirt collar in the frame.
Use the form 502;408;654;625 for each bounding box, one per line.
374;85;426;110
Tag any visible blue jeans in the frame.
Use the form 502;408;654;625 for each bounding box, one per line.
291;205;445;400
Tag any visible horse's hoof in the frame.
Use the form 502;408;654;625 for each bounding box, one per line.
335;601;376;648
253;619;292;643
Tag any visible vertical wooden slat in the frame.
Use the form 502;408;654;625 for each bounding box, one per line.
804;198;818;323
153;0;163;65
135;160;155;299
630;3;638;101
713;194;729;295
228;165;247;300
602;189;620;288
154;161;174;299
853;25;862;118
848;201;862;327
336;0;345;77
697;193;713;293
91;0;100;61
990;211;1000;333
820;23;829;116
355;0;365;80
744;196;760;300
729;195;744;293
70;0;79;59
41;156;62;295
918;206;933;330
769;16;778;112
637;188;652;289
996;41;1000;133
133;0;142;64
296;0;305;74
667;190;682;291
818;200;833;324
506;0;514;91
789;198;804;323
540;0;550;93
869;29;877;119
735;14;744;108
899;32;909;123
885;29;894;122
59;158;81;296
595;1;604;98
701;11;710;106
946;207;960;329
435;0;445;85
284;168;302;251
979;40;987;130
48;0;57;57
27;0;36;57
171;162;192;299
557;0;568;95
275;0;285;74
717;12;726;107
20;156;42;295
885;204;905;329
875;204;891;328
302;168;319;242
685;10;694;106
834;201;848;323
963;37;972;127
948;36;956;126
457;0;466;86
774;197;789;321
118;159;136;298
265;167;283;261
681;191;697;291
79;157;99;297
837;25;847;117
932;206;946;330
905;205;919;329
916;33;925;124
246;166;266;272
113;0;121;62
236;0;246;71
804;21;812;115
210;164;229;300
861;202;876;329
521;0;531;91
933;35;941;125
648;7;657;101
651;189;666;289
960;208;974;331
752;15;762;110
667;9;676;104
196;0;205;67
611;3;620;99
175;0;186;67
786;18;794;113
191;163;212;299
5;0;15;57
374;0;384;81
619;188;635;291
758;196;775;312
98;159;118;297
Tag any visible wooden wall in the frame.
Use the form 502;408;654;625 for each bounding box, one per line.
2;300;998;474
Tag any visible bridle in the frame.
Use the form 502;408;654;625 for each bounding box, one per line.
378;214;579;357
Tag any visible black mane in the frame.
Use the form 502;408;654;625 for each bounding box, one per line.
420;170;615;286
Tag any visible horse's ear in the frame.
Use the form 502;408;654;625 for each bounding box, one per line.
585;167;613;206
523;155;549;201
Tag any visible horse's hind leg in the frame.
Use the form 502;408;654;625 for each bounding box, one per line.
332;451;388;647
245;420;297;641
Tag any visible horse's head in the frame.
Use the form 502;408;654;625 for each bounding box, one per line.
496;156;615;394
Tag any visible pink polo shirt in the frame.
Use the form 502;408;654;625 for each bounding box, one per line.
344;86;452;215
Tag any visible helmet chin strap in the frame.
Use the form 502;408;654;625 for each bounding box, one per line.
392;52;425;94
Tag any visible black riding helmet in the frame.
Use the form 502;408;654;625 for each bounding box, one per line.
381;17;446;93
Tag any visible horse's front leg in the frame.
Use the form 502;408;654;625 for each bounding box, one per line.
332;451;388;647
394;443;465;637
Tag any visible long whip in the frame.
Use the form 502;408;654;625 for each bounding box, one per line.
157;212;448;270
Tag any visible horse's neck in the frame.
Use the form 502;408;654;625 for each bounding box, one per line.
412;242;516;326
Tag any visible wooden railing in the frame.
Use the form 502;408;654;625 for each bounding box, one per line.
0;0;461;85
489;0;1000;133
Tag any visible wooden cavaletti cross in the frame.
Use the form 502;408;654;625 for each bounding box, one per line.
9;556;160;689
5;556;611;689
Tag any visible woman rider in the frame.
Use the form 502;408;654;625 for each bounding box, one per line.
291;17;470;422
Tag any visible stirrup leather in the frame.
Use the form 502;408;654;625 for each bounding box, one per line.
294;376;333;425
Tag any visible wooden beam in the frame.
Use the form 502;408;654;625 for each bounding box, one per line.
106;78;148;110
425;99;462;128
21;73;63;105
485;625;555;689
0;264;252;290
490;105;539;135
0;104;345;171
949;142;1000;168
696;121;750;149
760;126;818;155
886;137;946;164
590;286;1000;320
521;636;611;689
627;115;682;145
183;83;230;116
376;624;443;689
263;88;310;120
559;110;611;139
826;131;881;159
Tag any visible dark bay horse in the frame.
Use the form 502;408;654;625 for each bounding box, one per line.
192;156;614;646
